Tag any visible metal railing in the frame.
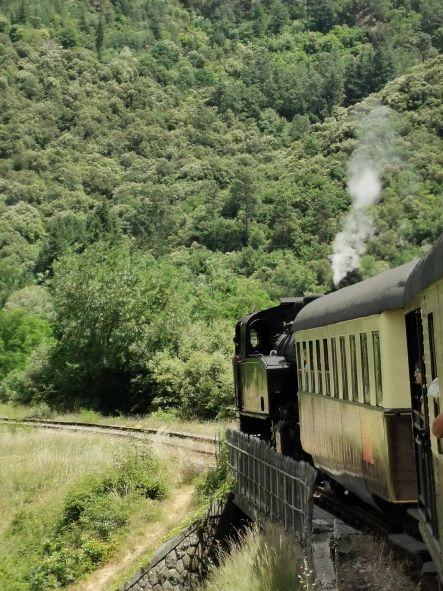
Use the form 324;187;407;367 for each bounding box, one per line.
225;429;317;542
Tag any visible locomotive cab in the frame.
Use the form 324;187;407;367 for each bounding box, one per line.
233;297;316;456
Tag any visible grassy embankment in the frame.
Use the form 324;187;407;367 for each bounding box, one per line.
0;424;208;591
0;403;232;437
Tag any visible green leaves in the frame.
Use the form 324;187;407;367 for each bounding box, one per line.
22;241;272;415
0;308;52;380
25;446;166;590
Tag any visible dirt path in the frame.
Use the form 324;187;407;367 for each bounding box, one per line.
68;485;195;591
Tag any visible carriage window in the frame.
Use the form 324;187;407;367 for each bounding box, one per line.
296;342;303;387
372;331;383;406
428;314;437;380
316;340;323;394
360;333;370;404
323;339;331;396
427;314;442;453
339;336;349;400
308;341;314;392
301;341;308;391
331;338;339;398
349;335;358;401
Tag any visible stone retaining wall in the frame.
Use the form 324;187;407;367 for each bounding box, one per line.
122;498;248;591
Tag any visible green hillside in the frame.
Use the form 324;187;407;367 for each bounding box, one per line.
0;0;442;415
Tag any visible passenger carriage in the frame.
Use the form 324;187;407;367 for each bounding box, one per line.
292;261;418;506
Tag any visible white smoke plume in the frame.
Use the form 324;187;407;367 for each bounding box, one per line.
331;104;399;286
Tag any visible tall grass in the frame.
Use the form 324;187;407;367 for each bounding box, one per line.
0;427;167;591
0;427;128;523
201;525;307;591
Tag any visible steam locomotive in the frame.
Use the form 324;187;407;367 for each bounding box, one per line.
233;234;443;578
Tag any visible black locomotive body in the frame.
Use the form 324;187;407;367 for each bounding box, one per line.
233;296;317;457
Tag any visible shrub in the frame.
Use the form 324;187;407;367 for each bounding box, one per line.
0;308;52;380
23;446;167;589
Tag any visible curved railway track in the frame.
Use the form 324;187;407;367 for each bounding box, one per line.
0;417;217;457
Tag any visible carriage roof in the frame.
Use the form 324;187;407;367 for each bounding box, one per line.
292;259;417;331
405;233;443;301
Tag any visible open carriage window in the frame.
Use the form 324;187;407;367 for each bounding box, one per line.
428;313;442;454
428;313;437;381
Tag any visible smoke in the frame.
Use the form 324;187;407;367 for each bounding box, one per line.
331;104;399;286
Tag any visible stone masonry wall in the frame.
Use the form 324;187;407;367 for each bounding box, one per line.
122;499;247;591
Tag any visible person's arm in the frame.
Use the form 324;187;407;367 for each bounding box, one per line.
432;413;443;438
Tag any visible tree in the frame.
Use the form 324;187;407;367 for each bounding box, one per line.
0;308;52;380
307;0;338;33
95;18;104;58
267;1;289;35
42;242;190;411
230;157;260;246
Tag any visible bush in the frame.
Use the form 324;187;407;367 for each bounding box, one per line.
25;446;166;590
195;437;233;509
0;308;52;381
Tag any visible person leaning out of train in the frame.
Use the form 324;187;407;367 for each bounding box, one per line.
428;378;443;438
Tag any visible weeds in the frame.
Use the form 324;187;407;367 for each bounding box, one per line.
0;427;167;591
336;536;418;591
194;437;234;508
201;524;305;591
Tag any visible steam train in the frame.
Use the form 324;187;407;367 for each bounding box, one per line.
233;234;443;577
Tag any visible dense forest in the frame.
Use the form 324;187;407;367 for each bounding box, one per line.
0;0;442;417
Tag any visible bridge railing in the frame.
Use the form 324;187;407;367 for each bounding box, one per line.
225;429;317;542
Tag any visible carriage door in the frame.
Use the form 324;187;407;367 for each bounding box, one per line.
406;309;439;536
233;322;244;411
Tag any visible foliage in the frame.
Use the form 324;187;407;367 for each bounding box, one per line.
0;308;52;382
0;0;441;416
195;437;234;509
21;242;270;414
0;431;166;591
4;285;54;321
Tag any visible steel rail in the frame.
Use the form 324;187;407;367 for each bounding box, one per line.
0;416;217;456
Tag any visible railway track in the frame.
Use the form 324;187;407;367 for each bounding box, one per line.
314;485;396;536
313;484;439;590
0;417;217;457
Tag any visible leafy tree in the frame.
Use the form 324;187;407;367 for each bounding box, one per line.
95;18;104;57
0;308;52;380
4;285;54;321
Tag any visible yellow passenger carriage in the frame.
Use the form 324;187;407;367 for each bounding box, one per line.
292;261;418;505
